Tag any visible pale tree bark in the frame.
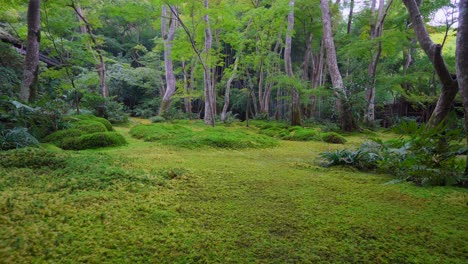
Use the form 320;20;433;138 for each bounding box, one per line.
21;0;41;103
456;0;468;174
167;2;215;126
320;0;357;131
403;0;458;127
159;5;177;116
285;0;302;126
71;2;108;98
203;0;215;126
364;0;393;124
221;56;239;122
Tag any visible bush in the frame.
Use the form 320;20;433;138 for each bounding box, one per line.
0;127;40;150
319;121;468;186
61;132;127;150
321;132;347;144
0;147;67;169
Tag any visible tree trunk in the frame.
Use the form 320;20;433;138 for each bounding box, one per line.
347;0;354;34
320;0;357;131
402;0;458;127
21;0;41;103
365;0;392;124
221;56;239;122
456;0;468;175
159;5;177;116
72;2;108;98
203;0;215;126
285;0;302;126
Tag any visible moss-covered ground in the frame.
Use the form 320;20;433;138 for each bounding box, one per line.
0;119;467;263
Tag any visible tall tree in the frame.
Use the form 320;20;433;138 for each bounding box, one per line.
159;5;177;116
203;0;215;126
457;0;468;174
284;0;302;126
320;0;357;131
70;1;109;98
20;0;41;102
402;0;458;126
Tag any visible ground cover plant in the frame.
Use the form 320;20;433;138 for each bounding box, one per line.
0;120;467;263
251;120;347;144
43;115;127;150
129;122;278;149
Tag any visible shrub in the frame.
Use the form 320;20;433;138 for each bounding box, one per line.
321;132;347;144
0;147;67;169
319;121;468;186
0;127;40;150
61;132;127;150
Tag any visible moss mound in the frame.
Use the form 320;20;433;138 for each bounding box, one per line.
64;114;113;131
43;115;124;150
62;132;127;150
0;147;67;169
321;132;347;144
130;123;277;149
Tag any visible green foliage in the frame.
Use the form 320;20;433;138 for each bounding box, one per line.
320;121;467;186
0;147;67;169
68;114;114;131
130;123;277;149
61;132;127;150
321;132;347;144
0;127;40;150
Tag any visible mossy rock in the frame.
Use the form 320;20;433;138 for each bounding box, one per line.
321;132;347;144
61;132;127;150
0;147;67;169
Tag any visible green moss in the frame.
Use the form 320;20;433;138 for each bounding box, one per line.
61;132;127;150
66;114;114;131
130;123;277;149
42;128;83;145
0;147;67;169
321;132;347;144
71;120;108;134
0;123;467;263
288;128;321;141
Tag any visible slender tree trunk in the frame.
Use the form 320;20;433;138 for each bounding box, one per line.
365;0;392;124
456;0;468;175
347;0;354;34
285;0;302;126
403;0;458;127
221;56;239;122
159;5;177;116
182;60;192;116
203;0;215;126
21;0;41;103
72;2;108;98
320;0;357;131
